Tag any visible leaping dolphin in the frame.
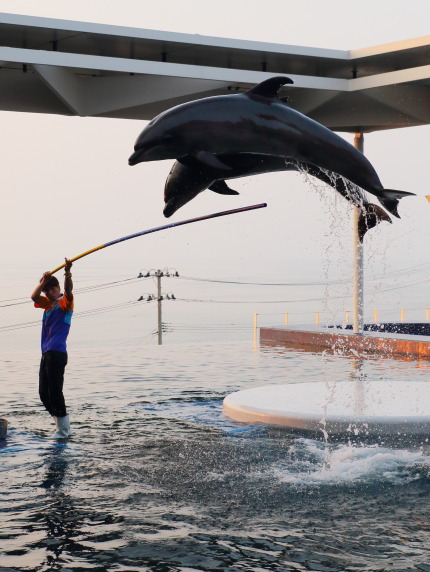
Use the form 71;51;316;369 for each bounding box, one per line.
163;154;392;240
129;76;414;218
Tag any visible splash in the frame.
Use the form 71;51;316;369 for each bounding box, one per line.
272;439;428;486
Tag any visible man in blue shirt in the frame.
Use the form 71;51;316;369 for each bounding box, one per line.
31;259;74;438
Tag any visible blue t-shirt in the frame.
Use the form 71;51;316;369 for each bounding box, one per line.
35;293;74;354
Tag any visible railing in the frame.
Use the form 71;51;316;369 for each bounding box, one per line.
254;307;430;336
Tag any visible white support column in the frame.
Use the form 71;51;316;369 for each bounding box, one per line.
353;133;364;335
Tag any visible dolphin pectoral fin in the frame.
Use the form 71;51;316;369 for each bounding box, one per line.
209;181;240;195
377;189;415;219
178;152;233;171
358;204;392;242
248;76;294;99
177;155;201;168
193;151;233;171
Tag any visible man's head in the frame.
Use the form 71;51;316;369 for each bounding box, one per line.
41;275;61;302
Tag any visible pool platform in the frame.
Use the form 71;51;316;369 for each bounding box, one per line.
260;324;430;359
223;380;430;436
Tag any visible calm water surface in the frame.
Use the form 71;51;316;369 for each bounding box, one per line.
1;340;430;571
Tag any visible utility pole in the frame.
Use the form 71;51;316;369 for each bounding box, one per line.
156;270;162;345
138;268;178;345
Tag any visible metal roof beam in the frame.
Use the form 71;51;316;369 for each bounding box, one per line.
0;12;348;61
0;46;349;91
0;14;428;131
32;64;85;115
84;76;230;116
349;65;430;91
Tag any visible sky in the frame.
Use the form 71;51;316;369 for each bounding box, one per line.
1;0;429;349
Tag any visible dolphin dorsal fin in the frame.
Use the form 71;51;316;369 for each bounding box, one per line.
248;76;294;99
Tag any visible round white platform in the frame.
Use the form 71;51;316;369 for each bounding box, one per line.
223;381;430;436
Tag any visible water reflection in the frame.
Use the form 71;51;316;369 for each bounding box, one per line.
37;445;80;569
24;444;123;570
41;445;68;490
260;338;430;373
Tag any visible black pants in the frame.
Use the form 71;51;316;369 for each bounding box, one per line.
39;351;68;417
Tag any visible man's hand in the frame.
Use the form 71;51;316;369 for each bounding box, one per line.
41;271;52;285
31;271;51;303
64;258;73;297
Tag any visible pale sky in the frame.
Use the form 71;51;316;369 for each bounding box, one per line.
1;0;429;348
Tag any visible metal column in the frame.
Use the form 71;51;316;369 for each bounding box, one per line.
353;133;364;335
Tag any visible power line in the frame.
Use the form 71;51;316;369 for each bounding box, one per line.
177;297;339;304
0;300;140;333
178;265;430;287
178;275;349;286
0;276;147;308
1;259;430;308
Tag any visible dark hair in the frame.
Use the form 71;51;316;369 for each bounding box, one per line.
41;276;60;293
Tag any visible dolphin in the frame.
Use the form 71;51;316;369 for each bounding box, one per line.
163;154;392;240
129;76;414;218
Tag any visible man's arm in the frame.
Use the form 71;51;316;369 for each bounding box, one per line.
64;258;73;298
31;271;51;304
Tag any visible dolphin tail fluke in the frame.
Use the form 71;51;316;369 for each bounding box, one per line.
376;189;415;219
358;203;392;242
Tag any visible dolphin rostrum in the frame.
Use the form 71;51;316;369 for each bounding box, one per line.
163;154;392;240
129;76;414;218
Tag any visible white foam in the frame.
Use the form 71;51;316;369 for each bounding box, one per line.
272;441;427;486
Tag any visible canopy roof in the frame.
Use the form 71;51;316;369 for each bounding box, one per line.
0;13;429;132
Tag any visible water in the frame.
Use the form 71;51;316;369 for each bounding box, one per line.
2;340;430;571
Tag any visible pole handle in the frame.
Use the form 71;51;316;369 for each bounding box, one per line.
50;245;105;274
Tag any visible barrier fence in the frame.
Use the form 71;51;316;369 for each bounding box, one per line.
254;307;430;341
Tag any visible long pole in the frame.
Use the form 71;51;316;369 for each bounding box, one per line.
353;133;364;335
49;203;267;274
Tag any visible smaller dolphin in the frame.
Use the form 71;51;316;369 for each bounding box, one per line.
129;76;414;218
163;154;392;241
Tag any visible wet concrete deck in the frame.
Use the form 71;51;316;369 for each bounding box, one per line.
260;325;430;359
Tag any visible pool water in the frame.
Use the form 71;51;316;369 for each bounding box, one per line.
1;341;430;571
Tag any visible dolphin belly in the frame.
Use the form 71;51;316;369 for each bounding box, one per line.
163;153;392;239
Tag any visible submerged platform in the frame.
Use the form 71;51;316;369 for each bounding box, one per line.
223;381;430;436
260;325;430;359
